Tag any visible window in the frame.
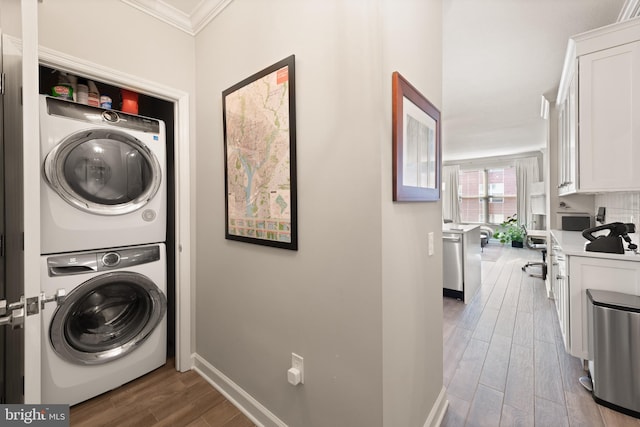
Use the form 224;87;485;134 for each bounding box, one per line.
458;167;517;224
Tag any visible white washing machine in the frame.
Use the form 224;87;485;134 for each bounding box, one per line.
40;95;166;254
41;243;167;405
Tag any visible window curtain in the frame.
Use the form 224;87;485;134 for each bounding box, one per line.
442;165;460;223
515;157;540;227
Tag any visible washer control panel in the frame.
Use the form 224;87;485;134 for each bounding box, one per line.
47;245;161;276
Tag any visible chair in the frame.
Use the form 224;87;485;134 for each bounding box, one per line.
521;225;547;280
479;225;494;252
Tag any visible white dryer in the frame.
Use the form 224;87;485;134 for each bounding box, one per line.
41;243;167;405
40;95;166;254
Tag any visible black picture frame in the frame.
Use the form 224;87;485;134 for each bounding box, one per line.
392;71;441;202
223;55;298;250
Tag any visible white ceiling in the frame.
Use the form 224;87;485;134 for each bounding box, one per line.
442;0;627;161
125;0;631;163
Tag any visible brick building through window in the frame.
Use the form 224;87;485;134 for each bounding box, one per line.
458;167;517;224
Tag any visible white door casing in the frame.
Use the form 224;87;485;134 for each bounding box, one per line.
22;0;42;403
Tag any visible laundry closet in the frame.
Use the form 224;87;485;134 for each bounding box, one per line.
37;65;177;405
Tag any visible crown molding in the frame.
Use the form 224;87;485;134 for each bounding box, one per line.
121;0;233;36
192;0;234;34
618;0;640;22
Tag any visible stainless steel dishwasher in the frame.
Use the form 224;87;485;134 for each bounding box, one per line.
443;233;463;293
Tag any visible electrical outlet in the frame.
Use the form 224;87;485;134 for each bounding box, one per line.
291;353;304;384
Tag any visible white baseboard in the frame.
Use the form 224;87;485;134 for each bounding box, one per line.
423;386;449;427
192;353;287;427
193;353;448;427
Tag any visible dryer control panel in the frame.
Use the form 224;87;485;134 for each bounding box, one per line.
46;96;160;133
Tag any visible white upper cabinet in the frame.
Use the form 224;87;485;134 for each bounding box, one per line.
556;18;640;194
579;40;640;191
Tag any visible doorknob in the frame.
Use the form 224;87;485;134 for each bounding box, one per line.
0;298;24;316
0;307;24;329
0;297;25;329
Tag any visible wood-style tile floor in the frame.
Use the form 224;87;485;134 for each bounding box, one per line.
70;359;256;427
442;244;640;427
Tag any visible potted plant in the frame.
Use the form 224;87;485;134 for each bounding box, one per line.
493;214;525;247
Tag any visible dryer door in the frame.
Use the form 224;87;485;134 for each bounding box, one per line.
43;128;162;216
49;271;166;365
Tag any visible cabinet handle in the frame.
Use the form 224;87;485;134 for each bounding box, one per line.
556;275;565;280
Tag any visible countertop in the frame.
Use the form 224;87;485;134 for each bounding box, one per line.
443;223;480;234
550;229;640;261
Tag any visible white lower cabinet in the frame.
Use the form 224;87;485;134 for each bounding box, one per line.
565;256;640;360
554;256;570;352
550;239;570;351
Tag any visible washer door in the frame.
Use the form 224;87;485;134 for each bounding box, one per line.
50;271;166;365
44;128;161;216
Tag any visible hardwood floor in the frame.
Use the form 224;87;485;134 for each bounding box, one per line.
442;244;640;427
69;360;255;427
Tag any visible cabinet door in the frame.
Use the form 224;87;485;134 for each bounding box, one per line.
557;102;567;192
568;256;640;360
552;253;570;351
579;41;640;191
557;72;577;195
566;74;577;192
557;273;570;351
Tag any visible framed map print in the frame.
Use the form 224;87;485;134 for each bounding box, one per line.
392;71;441;202
223;55;298;250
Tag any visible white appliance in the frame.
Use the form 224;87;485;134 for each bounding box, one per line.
41;243;167;405
40;95;166;254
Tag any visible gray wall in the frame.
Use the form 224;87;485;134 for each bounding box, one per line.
380;1;444;425
37;0;196;93
194;0;444;426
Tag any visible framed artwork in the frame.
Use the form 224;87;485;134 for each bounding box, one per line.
223;55;298;250
392;71;441;202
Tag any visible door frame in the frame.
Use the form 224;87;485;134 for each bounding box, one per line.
37;45;193;369
16;44;194;400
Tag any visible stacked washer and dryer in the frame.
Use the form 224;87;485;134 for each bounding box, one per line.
39;95;168;405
